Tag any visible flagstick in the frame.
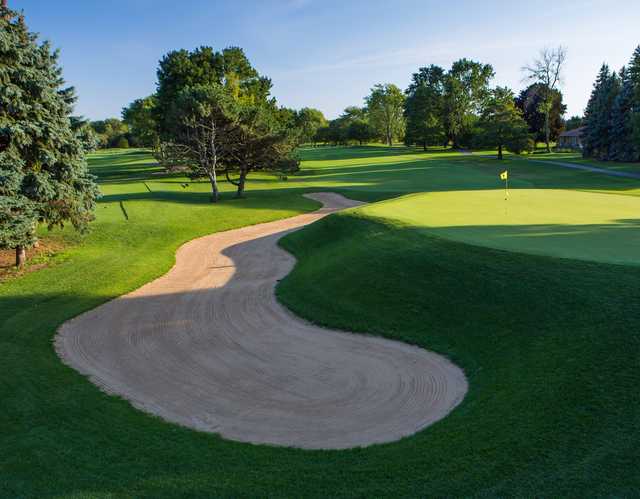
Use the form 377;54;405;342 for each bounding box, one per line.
504;175;508;217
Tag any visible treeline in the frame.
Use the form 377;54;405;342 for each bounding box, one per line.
582;46;640;162
116;49;575;162
70;117;144;150
311;50;573;157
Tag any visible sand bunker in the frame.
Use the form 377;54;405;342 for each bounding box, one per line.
56;193;467;449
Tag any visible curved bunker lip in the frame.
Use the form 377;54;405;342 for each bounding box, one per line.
56;193;468;450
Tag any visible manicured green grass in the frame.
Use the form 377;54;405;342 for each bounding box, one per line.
2;145;639;497
362;189;640;266
278;210;640;497
290;146;640;200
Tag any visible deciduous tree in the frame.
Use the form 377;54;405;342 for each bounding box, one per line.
294;108;327;145
122;96;159;148
224;103;299;198
476;87;531;160
443;59;494;148
522;46;567;152
155;46;271;140
347;120;375;145
90;118;129;148
515;83;566;143
366;84;405;146
564;115;583;131
166;85;240;202
404;65;446;150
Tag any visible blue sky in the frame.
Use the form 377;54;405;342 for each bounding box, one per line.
13;0;640;121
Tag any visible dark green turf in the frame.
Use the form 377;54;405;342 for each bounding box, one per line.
277;211;640;497
2;146;639;497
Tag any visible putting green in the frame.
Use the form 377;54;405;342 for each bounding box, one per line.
362;189;640;266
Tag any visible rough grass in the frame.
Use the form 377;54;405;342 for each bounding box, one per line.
2;145;639;497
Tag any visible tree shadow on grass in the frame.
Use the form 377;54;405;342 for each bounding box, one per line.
413;218;640;267
297;145;454;162
89;150;164;182
97;186;332;208
90;146;640;201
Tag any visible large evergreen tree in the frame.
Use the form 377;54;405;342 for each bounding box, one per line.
628;46;640;152
609;67;638;162
0;3;99;266
583;64;620;160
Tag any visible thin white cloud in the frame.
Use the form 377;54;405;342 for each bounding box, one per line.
287;0;312;10
271;38;534;77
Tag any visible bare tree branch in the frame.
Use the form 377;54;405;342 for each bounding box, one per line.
521;46;567;151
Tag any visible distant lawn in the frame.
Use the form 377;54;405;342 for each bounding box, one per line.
293;145;640;200
530;151;640;175
88;148;165;182
2;145;640;497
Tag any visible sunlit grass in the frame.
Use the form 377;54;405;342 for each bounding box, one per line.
2;145;639;497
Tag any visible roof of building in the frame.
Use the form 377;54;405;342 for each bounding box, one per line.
559;126;586;138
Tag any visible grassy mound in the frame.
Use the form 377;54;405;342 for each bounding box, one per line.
277;210;640;496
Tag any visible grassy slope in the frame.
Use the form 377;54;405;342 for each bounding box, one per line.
278;211;640;497
1;146;639;497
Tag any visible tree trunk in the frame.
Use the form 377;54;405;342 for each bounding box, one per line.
16;246;26;267
545;110;551;153
208;171;219;203
423;141;427;151
498;144;503;160
235;170;247;198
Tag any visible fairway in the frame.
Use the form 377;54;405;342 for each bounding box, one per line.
5;1;640;495
364;189;640;265
3;147;640;497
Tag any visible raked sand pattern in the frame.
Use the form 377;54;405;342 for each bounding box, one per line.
56;193;467;449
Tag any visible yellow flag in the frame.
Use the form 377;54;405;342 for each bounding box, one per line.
500;170;508;181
